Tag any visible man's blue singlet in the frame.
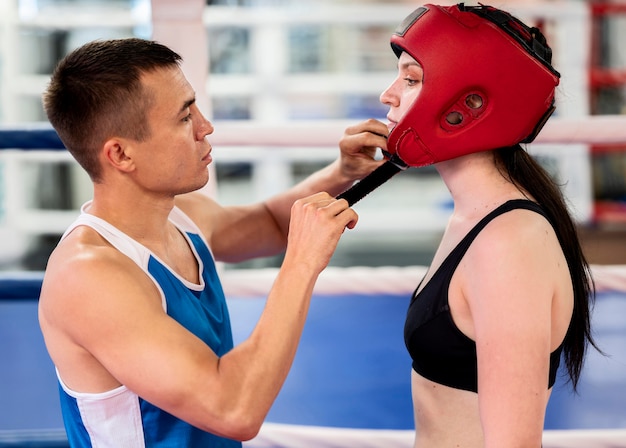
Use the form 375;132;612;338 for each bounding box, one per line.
56;203;242;448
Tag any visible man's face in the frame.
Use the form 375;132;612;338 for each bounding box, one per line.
128;66;214;197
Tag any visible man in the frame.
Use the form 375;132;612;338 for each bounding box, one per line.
38;38;386;447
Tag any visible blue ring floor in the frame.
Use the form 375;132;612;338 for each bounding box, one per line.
1;282;625;432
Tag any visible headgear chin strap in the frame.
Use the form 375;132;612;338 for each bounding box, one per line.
386;3;561;168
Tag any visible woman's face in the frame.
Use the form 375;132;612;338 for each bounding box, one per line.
379;51;424;134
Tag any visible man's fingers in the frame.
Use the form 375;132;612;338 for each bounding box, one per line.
344;118;389;138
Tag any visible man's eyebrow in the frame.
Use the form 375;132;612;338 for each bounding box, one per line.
180;97;196;114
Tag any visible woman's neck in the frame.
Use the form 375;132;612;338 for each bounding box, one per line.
436;151;528;221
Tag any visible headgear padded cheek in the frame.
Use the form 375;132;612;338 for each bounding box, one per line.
385;3;561;168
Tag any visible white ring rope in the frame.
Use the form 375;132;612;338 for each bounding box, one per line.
220;264;626;298
243;424;626;448
4;116;626;149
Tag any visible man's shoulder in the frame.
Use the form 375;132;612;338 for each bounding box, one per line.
44;226;143;295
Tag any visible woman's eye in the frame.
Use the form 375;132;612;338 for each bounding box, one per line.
183;113;192;122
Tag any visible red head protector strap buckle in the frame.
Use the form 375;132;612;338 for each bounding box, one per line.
385;3;561;167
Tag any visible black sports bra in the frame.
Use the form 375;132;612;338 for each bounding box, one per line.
404;199;564;392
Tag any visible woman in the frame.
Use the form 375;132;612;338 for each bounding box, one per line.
373;3;597;447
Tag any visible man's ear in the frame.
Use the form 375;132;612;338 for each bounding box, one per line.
103;138;135;173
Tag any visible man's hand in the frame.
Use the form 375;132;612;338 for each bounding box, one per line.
338;119;389;181
283;192;357;275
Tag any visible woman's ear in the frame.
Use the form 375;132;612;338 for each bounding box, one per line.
102;138;135;173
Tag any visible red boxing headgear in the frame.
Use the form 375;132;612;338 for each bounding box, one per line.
386;3;561;167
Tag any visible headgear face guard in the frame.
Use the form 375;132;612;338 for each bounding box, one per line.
385;3;561;168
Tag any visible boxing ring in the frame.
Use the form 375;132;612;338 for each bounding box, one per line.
2;122;626;447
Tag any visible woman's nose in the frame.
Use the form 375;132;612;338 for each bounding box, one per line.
380;81;399;107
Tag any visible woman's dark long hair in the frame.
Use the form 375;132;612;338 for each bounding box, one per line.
496;145;600;391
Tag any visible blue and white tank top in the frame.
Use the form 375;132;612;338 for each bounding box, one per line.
56;202;242;448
